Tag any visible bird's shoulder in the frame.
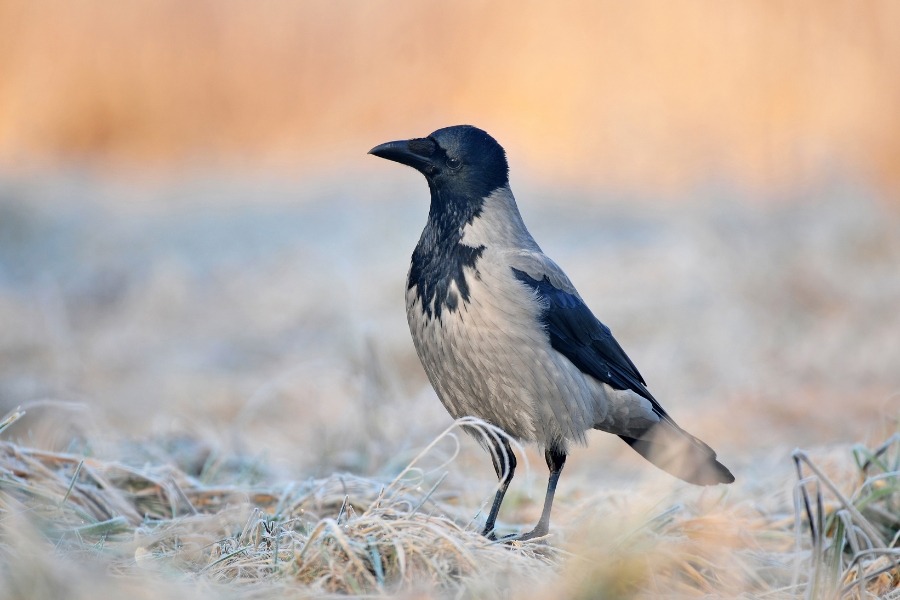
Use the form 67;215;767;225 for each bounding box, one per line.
504;250;581;298
506;250;659;407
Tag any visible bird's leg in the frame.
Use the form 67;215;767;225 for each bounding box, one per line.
481;435;516;539
517;448;567;541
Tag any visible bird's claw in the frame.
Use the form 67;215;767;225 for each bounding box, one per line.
482;527;550;544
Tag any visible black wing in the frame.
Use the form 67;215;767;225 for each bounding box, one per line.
512;268;670;419
513;267;734;485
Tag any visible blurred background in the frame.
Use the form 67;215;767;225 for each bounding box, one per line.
0;0;898;486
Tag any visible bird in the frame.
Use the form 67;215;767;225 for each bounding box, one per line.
369;125;733;541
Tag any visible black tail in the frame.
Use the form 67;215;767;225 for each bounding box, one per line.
619;420;734;485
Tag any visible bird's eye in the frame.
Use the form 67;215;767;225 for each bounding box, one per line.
446;157;462;170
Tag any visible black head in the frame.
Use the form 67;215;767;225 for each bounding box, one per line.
369;125;509;200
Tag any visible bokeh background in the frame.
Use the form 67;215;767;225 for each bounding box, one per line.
0;2;899;594
3;1;900;192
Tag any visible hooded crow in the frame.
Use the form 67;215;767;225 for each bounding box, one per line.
369;125;733;541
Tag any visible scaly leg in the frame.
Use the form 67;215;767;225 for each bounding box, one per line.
517;448;566;541
481;435;516;539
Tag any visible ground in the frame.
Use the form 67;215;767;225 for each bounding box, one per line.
0;171;898;598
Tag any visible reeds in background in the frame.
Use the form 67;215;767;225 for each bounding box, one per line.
1;0;899;195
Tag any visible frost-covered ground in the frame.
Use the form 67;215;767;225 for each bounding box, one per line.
2;170;896;461
0;170;898;597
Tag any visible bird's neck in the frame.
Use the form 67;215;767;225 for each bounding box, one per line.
458;185;540;252
423;180;484;241
408;185;483;319
407;184;537;320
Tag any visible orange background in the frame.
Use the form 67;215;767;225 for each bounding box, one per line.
1;0;898;196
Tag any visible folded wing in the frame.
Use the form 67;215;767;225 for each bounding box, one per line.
511;256;734;485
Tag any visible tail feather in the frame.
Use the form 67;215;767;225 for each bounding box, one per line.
619;420;734;485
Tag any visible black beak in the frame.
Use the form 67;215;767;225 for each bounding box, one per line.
368;138;437;173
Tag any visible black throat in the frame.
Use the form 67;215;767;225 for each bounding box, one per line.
408;184;487;320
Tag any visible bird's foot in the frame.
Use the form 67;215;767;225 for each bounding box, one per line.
482;525;550;544
510;524;549;543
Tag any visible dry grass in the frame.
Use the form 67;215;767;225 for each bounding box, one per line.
793;437;900;599
0;412;556;598
1;123;899;597
1;406;897;599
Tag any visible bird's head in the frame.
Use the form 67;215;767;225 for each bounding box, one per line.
369;125;509;200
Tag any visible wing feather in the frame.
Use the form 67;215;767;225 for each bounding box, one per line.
510;260;671;421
